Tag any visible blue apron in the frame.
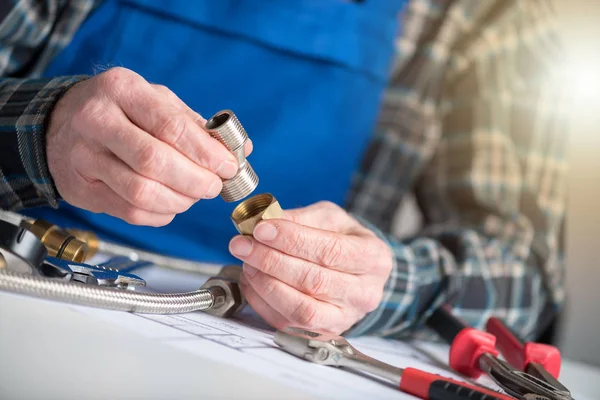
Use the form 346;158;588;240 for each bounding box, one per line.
26;0;404;264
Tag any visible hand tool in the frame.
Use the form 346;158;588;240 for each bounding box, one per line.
486;317;570;397
0;219;47;275
274;327;516;400
426;306;572;400
65;229;222;276
0;218;246;316
39;256;148;289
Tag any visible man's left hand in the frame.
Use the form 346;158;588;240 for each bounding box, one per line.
229;201;393;334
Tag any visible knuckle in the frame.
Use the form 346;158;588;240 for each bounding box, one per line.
153;84;169;93
316;200;339;211
126;176;155;208
135;142;167;177
260;249;282;275
291;299;319;328
360;286;383;312
318;237;344;268
154;85;179;105
98;67;145;102
154;114;186;146
97;67;129;92
99;67;130;84
300;268;329;297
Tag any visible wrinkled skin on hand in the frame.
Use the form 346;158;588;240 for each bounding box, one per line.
47;67;251;226
229;201;393;334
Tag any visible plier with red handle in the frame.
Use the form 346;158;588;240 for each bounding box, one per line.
274;327;515;399
426;305;573;400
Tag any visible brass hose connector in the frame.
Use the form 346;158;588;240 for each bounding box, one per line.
24;219;88;262
205;110;258;202
231;193;283;235
66;228;99;259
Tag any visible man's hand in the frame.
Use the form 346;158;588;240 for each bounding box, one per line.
229;201;393;334
47;67;251;226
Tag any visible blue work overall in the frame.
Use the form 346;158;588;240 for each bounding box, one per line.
27;0;404;264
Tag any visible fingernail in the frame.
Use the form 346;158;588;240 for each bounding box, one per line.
244;264;258;277
215;160;238;179
205;180;222;198
229;236;253;257
254;222;277;241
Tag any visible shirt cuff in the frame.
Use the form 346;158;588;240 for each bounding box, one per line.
0;75;90;210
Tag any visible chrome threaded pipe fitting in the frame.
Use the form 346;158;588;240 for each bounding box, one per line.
205;110;258;202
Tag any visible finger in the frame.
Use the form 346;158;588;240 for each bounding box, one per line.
281;201;363;233
113;74;239;179
229;236;358;305
251;219;379;274
240;277;291;330
244;139;253;156
152;84;207;125
242;266;348;332
152;85;253;157
86;151;197;214
98;110;222;200
73;172;175;227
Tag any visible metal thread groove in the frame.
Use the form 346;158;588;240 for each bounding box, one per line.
221;163;259;202
205;110;258;202
205;110;248;152
231;193;274;222
0;270;214;314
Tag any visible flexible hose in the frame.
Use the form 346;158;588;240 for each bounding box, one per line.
0;270;215;313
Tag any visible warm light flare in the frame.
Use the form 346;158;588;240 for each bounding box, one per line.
559;57;600;118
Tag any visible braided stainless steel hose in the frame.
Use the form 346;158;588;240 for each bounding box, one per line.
0;269;219;314
205;110;258;202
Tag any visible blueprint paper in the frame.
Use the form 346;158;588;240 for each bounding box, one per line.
63;264;506;399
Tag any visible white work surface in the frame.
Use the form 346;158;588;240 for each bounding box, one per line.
1;266;598;400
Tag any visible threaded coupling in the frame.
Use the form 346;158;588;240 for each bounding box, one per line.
231;193;283;235
205;110;258;202
67;228;99;259
24;219;88;263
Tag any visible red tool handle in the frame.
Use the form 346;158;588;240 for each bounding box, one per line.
427;305;498;378
486;317;561;378
399;368;515;400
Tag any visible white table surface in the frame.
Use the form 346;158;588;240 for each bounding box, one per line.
1;288;598;400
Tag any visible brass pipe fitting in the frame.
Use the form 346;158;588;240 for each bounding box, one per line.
205;110;259;202
231;193;283;235
24;219;88;263
66;228;99;259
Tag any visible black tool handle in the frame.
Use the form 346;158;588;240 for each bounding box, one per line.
399;368;515;399
426;304;469;344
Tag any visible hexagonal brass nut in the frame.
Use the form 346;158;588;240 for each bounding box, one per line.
231;193;283;235
200;265;246;318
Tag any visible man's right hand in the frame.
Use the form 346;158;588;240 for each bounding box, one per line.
46;67;250;226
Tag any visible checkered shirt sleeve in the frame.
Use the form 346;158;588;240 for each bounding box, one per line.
346;0;568;340
0;0;95;209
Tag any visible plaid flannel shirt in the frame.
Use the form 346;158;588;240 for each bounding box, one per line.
0;0;568;340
